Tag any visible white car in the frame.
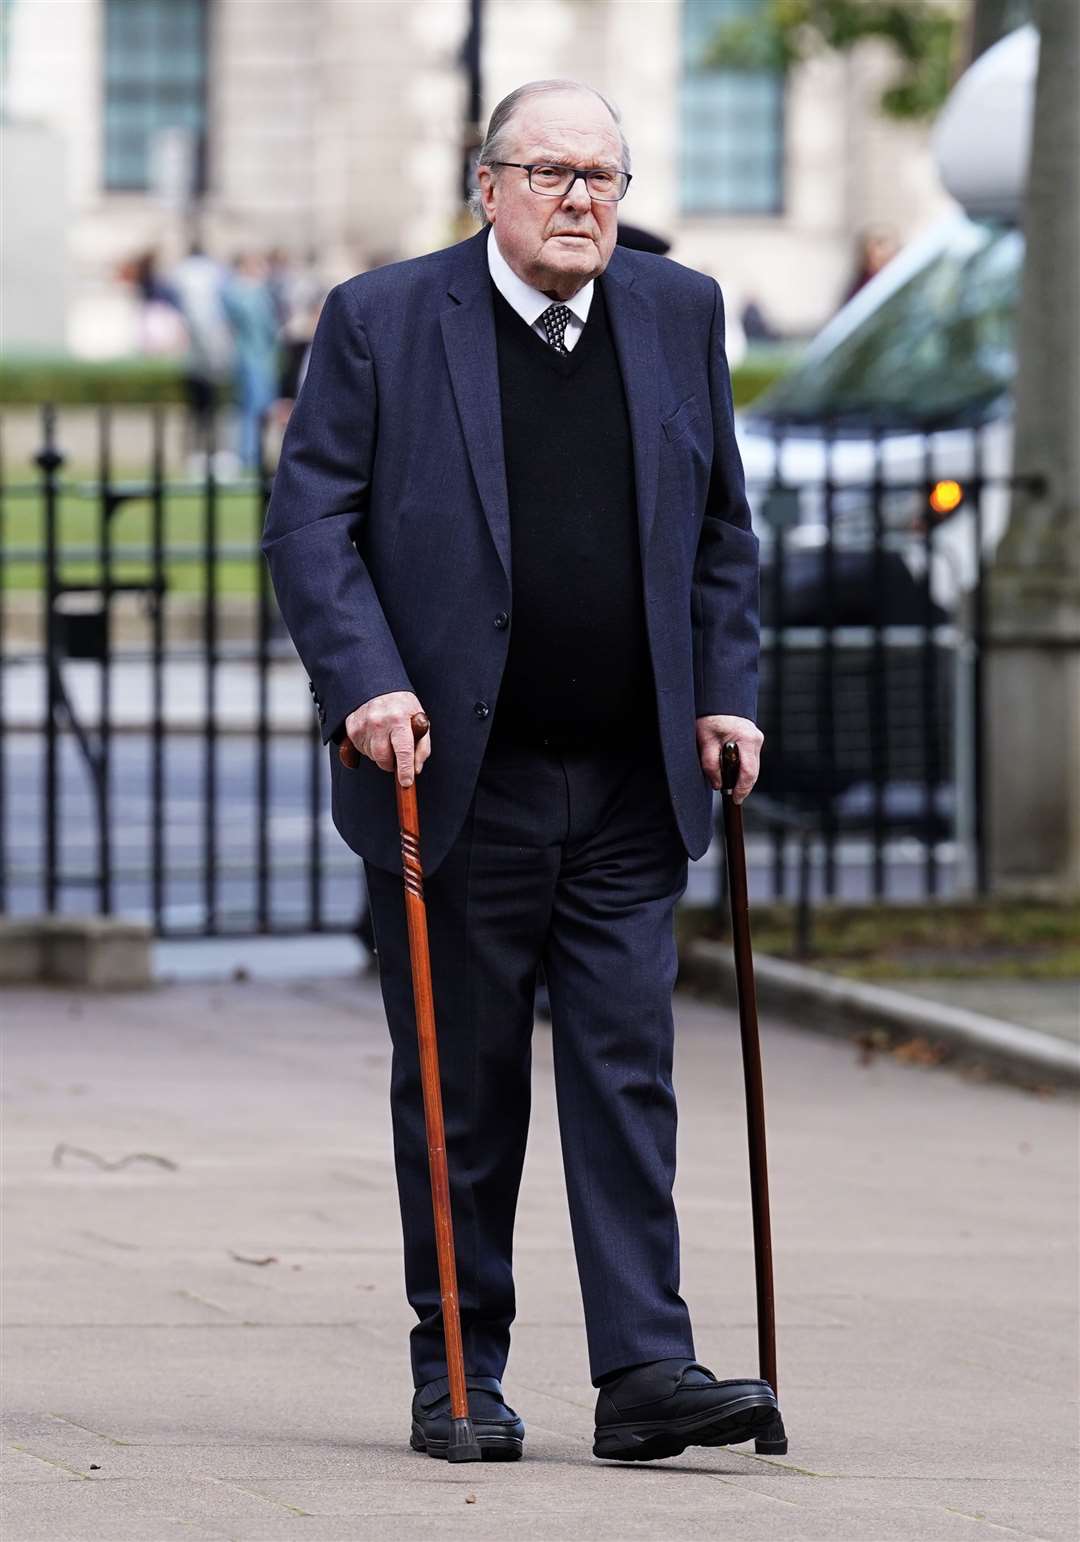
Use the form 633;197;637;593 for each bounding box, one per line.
736;27;1035;616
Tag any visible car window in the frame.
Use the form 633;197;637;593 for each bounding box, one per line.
749;220;1023;432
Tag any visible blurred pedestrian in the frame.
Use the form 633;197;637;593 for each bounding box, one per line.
170;244;235;476
277;249;327;404
265;246;292;328
615;221;670;254
223;253;280;473
843;225;900;304
122;250;186;357
741;296;779;342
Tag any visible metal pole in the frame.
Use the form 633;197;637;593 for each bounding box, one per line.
461;0;484;204
38;406;64;913
150;406;166;931
97;407;114;914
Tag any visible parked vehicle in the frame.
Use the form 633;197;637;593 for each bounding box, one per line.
739;26;1037;615
728;27;1038;891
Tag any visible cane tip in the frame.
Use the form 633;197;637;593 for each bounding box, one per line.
755;1413;788;1455
447;1416;483;1462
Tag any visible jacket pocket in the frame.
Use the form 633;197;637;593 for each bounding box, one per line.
661;397;702;445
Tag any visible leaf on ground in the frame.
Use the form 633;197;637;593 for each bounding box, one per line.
229;1251;278;1267
891;1037;949;1066
854;1028;891;1065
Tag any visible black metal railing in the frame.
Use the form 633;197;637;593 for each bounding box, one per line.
0;405;1020;935
1;405;366;937
739;415;1027;910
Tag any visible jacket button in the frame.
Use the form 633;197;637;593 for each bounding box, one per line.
493;611;509;630
474;700;490;719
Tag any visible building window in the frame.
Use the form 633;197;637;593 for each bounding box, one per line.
680;0;784;216
103;0;208;193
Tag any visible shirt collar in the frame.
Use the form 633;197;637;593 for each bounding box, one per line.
486;227;594;328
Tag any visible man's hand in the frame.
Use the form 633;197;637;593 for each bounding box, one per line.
696;714;763;804
344;691;431;787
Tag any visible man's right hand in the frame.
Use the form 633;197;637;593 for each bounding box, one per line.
344;691;430;788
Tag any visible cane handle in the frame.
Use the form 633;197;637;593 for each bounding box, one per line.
338;710;430;771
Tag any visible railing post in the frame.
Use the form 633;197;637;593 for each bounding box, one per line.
36;405;65;914
920;437;940;897
794;829;813;959
769;425;787;902
869;426;887;899
97;405;114;914
150;405;167;930
255;411;273;932
820;425;837;897
202;410;218;933
0;415;7;915
970;430;988;896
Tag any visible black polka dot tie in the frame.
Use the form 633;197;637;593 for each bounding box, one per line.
539;303;573;354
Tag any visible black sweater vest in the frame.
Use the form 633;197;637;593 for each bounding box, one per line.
490;280;654;747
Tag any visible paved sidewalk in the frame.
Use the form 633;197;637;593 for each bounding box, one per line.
2;975;1077;1542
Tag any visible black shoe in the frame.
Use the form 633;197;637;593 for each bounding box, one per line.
593;1358;778;1463
410;1376;524;1461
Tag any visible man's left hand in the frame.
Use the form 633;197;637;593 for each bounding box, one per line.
696;715;763;804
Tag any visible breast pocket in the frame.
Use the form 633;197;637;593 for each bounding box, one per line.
661;397;703;446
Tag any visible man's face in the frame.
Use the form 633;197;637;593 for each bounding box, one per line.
478;90;623;299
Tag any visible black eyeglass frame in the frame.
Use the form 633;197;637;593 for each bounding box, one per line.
490;162;633;202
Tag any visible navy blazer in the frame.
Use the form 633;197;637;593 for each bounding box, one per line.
262;228;759;876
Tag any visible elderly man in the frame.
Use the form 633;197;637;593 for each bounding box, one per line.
262;79;779;1464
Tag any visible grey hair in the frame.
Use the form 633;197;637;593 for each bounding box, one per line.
467;79;631;224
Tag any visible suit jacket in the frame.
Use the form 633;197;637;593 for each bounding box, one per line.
261;228;759;877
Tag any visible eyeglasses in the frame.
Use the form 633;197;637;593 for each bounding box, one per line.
492;162;632;202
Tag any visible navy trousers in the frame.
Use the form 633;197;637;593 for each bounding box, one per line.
364;728;696;1387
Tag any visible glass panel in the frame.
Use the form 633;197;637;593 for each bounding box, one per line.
751;219;1024;430
103;0;207;191
680;0;783;215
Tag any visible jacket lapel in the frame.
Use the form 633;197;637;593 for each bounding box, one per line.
440;234;661;580
441;232;512;584
603;254;661;559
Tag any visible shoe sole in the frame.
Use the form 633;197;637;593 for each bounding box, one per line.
410;1423;523;1462
593;1393;776;1463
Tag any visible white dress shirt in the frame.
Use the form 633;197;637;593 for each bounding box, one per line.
486;228;593;352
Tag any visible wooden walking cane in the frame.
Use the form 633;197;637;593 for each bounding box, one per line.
720;740;789;1456
340;714;482;1462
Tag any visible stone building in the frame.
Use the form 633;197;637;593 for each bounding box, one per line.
3;0;957;356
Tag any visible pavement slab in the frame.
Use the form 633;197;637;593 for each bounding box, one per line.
2;975;1077;1542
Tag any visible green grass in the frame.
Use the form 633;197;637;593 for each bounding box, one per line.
1;482;267;596
732;348;802;409
0;358;196;405
678;900;1080;980
0;352;799;407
